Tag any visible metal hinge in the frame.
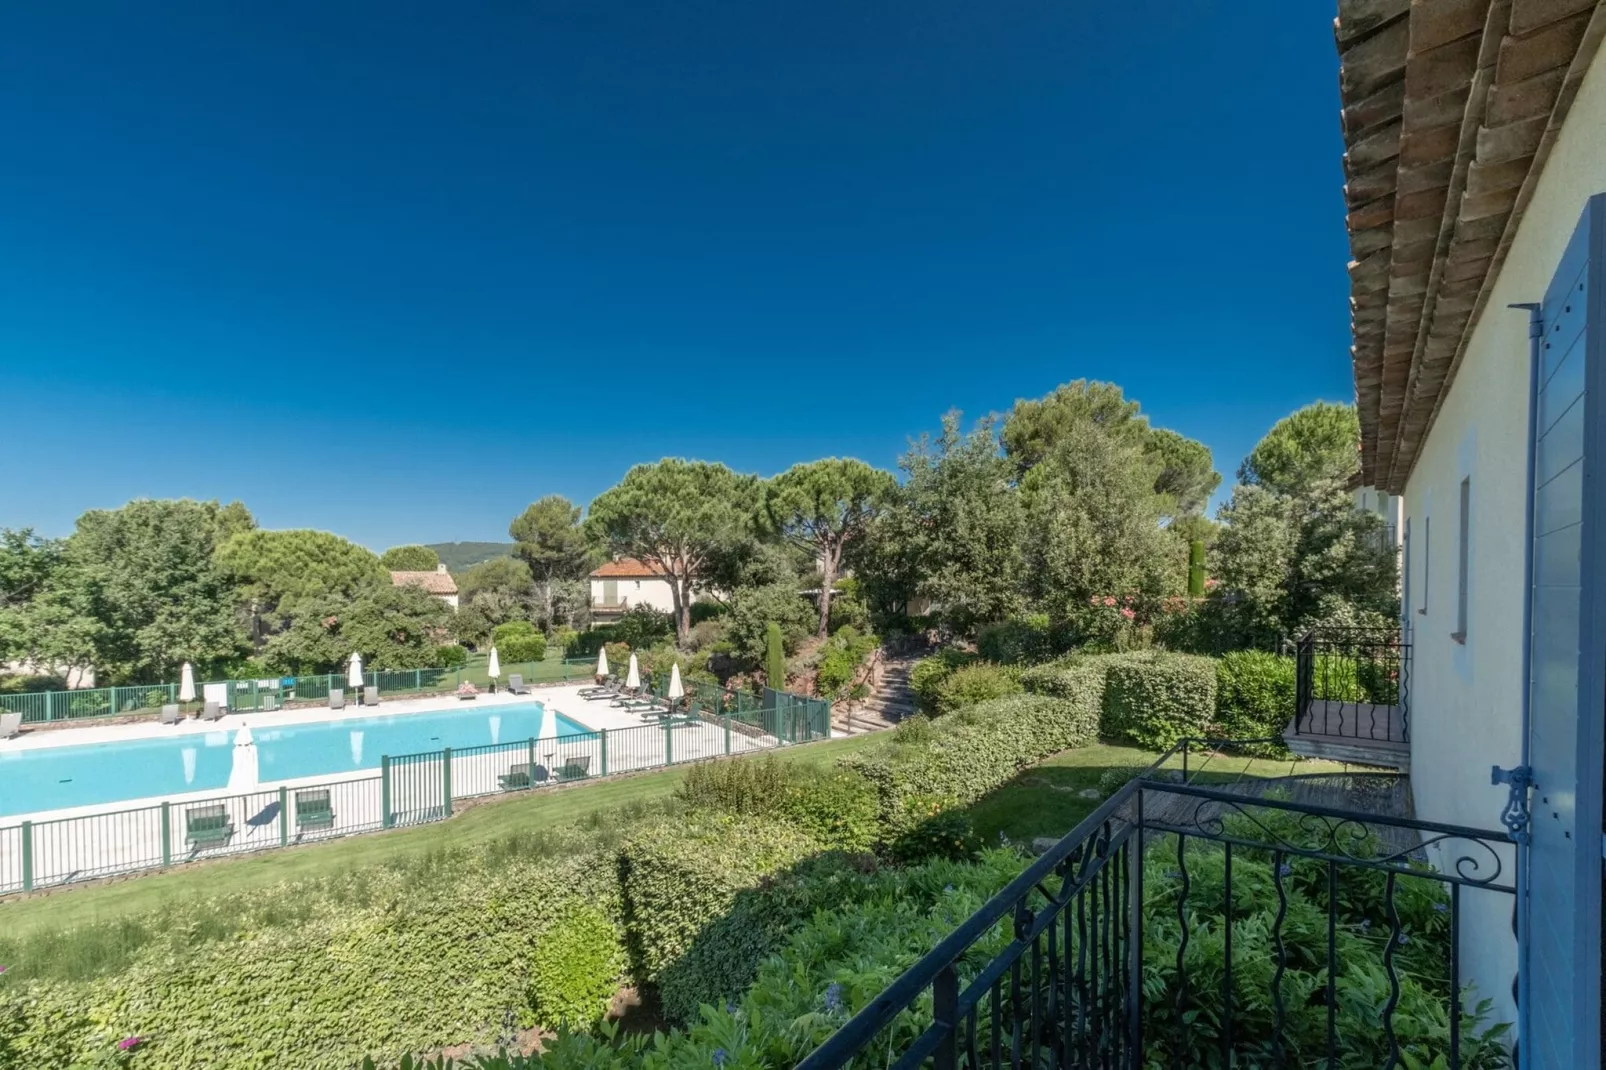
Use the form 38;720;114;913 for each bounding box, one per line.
1492;765;1535;844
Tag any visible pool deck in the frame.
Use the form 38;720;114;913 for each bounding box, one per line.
0;683;789;892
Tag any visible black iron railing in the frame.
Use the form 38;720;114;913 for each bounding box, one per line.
1294;626;1412;744
798;739;1513;1070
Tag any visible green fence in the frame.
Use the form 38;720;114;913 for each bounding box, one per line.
0;659;599;725
0;696;832;895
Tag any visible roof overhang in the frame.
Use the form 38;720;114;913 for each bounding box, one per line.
1338;0;1606;492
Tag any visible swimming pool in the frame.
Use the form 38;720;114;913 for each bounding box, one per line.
0;702;593;818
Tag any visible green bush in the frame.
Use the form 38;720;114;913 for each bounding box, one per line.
815;626;877;700
841;692;1101;836
976;613;1055;665
0;673;67;694
888;804;983;864
675;758;879;854
434;643;469;670
907;648;977;713
930;661;1022;715
655;852;882;1025
612;606;673;649
492;620;547;663
525;902;626;1031
1311;654;1368;702
1102;652;1218;749
1215;651;1295;741
564;626;617;658
617;814;820;984
2;844;622;1069
68;691;111;717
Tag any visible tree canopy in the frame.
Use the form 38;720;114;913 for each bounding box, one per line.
509;495;593;628
379;545;440;572
1238;401;1361;497
217;529;387;628
586;460;761;640
263;583;450;674
763;458;896;637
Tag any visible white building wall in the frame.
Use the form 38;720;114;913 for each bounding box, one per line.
589;576;679;614
1399;45;1606;1024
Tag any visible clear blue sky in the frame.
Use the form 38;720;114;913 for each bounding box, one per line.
1;1;1352;551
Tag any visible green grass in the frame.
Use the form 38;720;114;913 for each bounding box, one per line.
966;743;1342;845
0;733;880;942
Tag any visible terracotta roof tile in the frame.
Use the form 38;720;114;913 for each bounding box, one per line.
390;570;459;595
590;558;669;579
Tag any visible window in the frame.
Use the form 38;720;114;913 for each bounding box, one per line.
1418;516;1430;615
1453;478;1470;642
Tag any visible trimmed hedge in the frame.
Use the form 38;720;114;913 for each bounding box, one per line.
907;649;977;713
930;662;1022;715
0;845;623;1069
976;613;1055;665
1215;651;1296;741
1102;652;1218;749
840;691;1101;834
617;814;821;985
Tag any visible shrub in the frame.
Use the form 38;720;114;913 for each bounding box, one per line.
525;902;626;1031
434;643;469;670
1095;764;1150;798
725;584;814;664
930;661;1022;715
68;691;111;717
764;621;787;687
676;758;879;854
492;620;547;663
976;613;1055;665
841;692;1101;837
908;649;977;713
1311;654;1368;702
612;606;673;649
815;626;877;701
3;843;622;1069
0;674;67;694
888;805;983;864
1102;652;1219;749
655;852;882;1025
1215;651;1295;741
564;626;617;658
617;814;820;984
688;601;728;626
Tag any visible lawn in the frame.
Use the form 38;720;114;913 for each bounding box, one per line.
0;732;882;941
966;743;1342;845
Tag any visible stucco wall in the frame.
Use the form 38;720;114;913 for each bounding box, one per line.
590;576;678;613
1399;44;1606;1025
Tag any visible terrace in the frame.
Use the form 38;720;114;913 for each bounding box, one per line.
1283;626;1412;769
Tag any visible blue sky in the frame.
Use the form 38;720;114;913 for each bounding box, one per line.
1;1;1352;551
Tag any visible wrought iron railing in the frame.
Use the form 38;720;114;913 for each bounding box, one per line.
799;739;1514;1069
1294;626;1412;744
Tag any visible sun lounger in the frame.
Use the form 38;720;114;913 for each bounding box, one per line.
294;788;335;833
507;674;531;695
499;763;552;791
0;713;20;740
557;755;592;782
201;700;224;721
185;803;234;850
577;675;618;698
329;689;345;710
160;704;182;725
364;686;380;706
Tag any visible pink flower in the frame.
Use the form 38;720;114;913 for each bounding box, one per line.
119;1036;144;1052
1103;597;1117;607
1120;608;1136;620
1089;596;1099;606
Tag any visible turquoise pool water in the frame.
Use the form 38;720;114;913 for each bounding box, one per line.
0;702;593;818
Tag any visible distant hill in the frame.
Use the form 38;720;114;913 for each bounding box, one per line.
426;542;517;572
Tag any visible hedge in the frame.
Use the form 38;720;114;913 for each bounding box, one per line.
1101;652;1218;749
0;845;623;1069
975;613;1055;665
840;690;1101;834
929;662;1022;715
1214;651;1296;741
616;814;821;985
907;649;977;713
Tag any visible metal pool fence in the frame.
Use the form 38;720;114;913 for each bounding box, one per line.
0;704;830;895
0;659;599;724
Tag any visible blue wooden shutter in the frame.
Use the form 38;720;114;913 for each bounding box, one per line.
1525;193;1606;1069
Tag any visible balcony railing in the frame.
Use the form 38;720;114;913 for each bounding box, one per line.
1288;626;1411;765
799;739;1514;1069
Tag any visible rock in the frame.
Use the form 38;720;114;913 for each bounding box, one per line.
1030;836;1060;855
1078;788;1103;799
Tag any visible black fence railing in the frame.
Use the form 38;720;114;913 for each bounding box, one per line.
798;739;1514;1070
1294;626;1411;744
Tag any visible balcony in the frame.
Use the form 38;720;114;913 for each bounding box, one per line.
1284;626;1410;769
799;742;1514;1069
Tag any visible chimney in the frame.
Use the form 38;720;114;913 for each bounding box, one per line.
436;563;448;574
